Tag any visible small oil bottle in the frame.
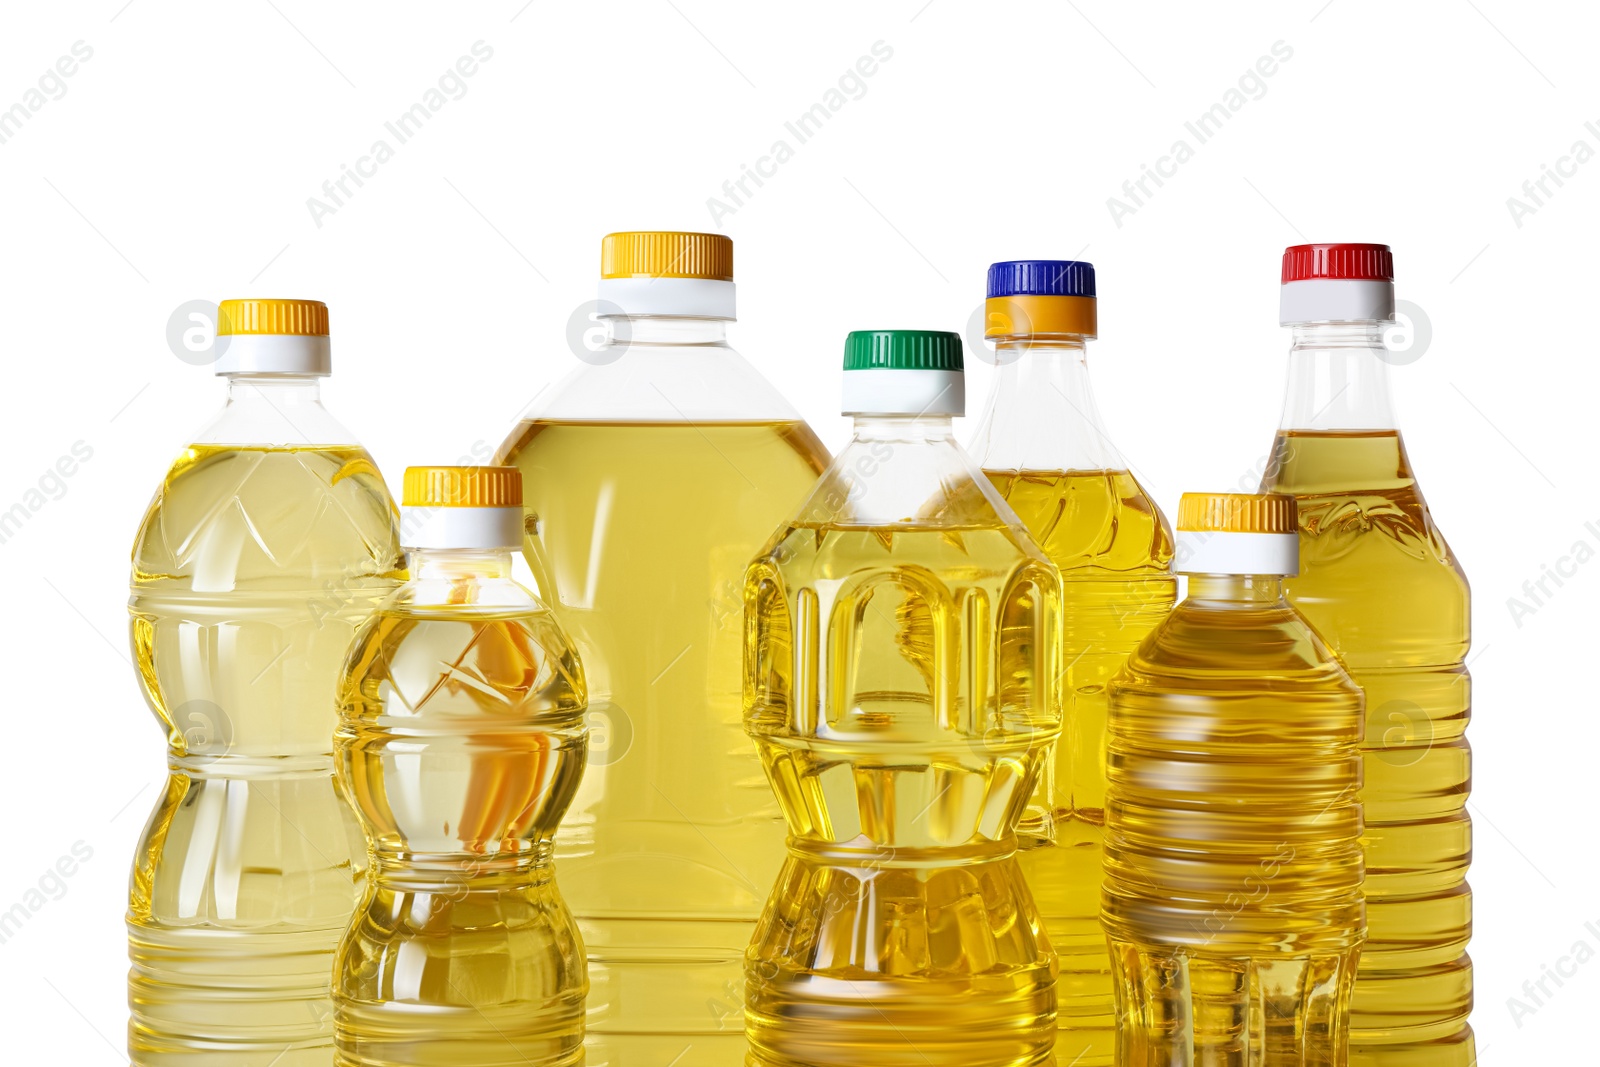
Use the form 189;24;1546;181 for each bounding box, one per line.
1103;493;1365;1067
333;466;589;1067
127;299;402;1065
743;330;1062;1067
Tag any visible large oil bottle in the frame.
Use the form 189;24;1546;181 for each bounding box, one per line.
969;260;1174;1066
1260;244;1473;1067
495;233;829;1064
334;466;589;1067
743;330;1062;1067
128;300;402;1064
1104;492;1366;1066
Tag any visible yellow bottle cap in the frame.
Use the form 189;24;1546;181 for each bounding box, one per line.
403;466;522;508
601;231;733;280
1177;492;1297;534
217;298;329;336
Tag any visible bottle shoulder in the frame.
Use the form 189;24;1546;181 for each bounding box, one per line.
965;348;1129;472
783;432;1043;546
131;443;402;585
380;575;550;614
191;382;363;447
341;584;588;723
494;412;829;483
517;343;801;423
1120;596;1361;699
984;467;1174;576
1262;430;1470;606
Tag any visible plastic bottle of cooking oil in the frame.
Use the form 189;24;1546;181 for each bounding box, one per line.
332;466;588;1067
494;232;830;1065
743;329;1062;1067
969;259;1174;1067
1103;492;1365;1067
1260;244;1473;1067
128;299;403;1065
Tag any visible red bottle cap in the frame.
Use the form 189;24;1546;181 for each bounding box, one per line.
1281;244;1393;284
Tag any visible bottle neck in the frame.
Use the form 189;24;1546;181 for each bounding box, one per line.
604;315;729;346
850;413;955;441
1184;573;1286;603
1277;323;1398;431
224;373;324;400
968;335;1124;470
793;412;969;527
193;373;354;446
405;547;515;580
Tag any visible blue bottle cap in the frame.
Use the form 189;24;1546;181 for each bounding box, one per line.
986;260;1096;299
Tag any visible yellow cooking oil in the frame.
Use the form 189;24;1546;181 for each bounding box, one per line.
495;418;829;1063
333;465;589;1067
1103;492;1366;1067
128;444;402;1066
741;329;1062;1067
983;468;1173;1065
744;521;1062;1067
971;259;1178;1066
1262;430;1472;1065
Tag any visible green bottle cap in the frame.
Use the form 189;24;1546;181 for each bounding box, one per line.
842;330;964;372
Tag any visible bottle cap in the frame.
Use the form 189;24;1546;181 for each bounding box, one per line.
1174;492;1299;576
984;259;1097;339
597;231;735;319
840;330;965;417
1279;243;1395;326
400;466;523;550
601;231;733;280
213;298;332;376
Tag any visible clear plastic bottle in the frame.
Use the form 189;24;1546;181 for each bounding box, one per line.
969;260;1175;1066
1259;244;1473;1067
743;330;1062;1067
494;232;830;1064
127;300;403;1065
333;466;589;1067
1103;492;1365;1067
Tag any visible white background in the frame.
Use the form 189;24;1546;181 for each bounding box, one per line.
0;1;1591;1062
